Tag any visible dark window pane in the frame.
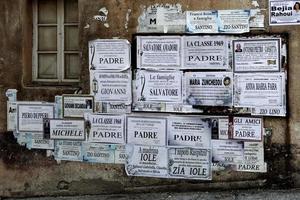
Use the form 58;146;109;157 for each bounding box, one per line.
64;53;80;79
64;26;79;50
38;0;57;24
38;26;57;51
64;0;78;23
38;54;57;79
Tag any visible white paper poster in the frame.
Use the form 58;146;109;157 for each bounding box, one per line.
85;114;125;144
218;10;250;33
54;140;83;161
26;132;54;150
62;95;94;118
232;117;262;141
125;145;168;178
89;39;130;71
135;70;182;103
182;36;228;70
137;36;181;69
168;147;212;180
185;72;233;106
212;140;244;164
233;38;280;72
17;103;55;132
48;119;85;140
167;116;211;148
235;142;266;172
7;102;17;131
137;4;185;33
90;71;132;103
234;73;285;108
101;102;131;114
186;11;218;33
269;0;300;26
114;145;126;164
218;118;229;140
126;116;167;146
156;6;185;26
82;142;115;163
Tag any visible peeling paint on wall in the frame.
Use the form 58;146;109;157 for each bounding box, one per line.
125;9;132;32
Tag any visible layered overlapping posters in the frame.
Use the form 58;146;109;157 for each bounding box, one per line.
233;38;281;72
185;72;233;106
269;0;300;25
89;39;130;70
125;144;212;180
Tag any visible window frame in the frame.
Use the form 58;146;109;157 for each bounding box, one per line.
32;0;80;83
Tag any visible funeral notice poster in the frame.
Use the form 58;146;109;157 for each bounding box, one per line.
185;72;233;106
17;103;55;132
62;95;94;118
82;142;115;163
212;140;244;164
186;11;218;33
125;145;168;178
85;114;125;144
167;116;211;148
269;0;300;26
54;140;83;161
235;141;266;172
217;10;250;33
126;116;167;146
232;117;262;141
26;132;54;150
233;38;280;72
135;70;182;103
168;147;212;180
182;36;228;70
137;36;181;69
48;119;85;140
234;73;285;108
90;71;132;103
89;39;130;70
218;118;229;140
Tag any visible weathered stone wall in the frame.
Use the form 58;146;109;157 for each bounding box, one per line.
0;0;297;197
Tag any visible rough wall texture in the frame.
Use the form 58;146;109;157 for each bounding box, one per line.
0;0;297;197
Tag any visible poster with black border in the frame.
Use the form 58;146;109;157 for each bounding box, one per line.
233;38;281;72
168;147;212;180
62;95;94;118
17;103;55;132
136;36;182;69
